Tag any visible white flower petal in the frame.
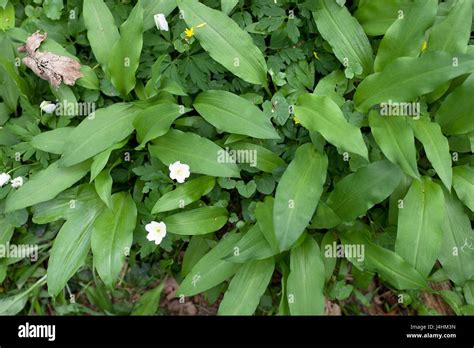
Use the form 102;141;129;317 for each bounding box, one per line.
10;176;23;188
0;173;11;187
154;13;169;31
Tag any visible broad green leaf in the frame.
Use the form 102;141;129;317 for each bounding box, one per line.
438;189;474;285
255;197;278;253
427;0;472;54
218;258;274;315
287;235;325;315
354;0;413;36
152;176;215;213
134;103;190;148
60;103;139;167
142;0;176;31
435;74;474;135
131;283;165;315
163;206;227;235
410;118;452;189
0;276;46;315
107;1;143;96
273;143;327;251
177;0;268;86
83;0;120;69
228;142;285;173
295;94;368;160
181;236;210;277
326;160;403;222
43;0;64;20
194;90;279;139
221;0;238;15
354;51;474;113
31;185;98;224
94;169;113;209
5;160;90;212
149;129;240;178
313;69;346;107
310;200;342;229
374;0;437;72
178;233;243;296
223;224;275;263
341;229;427;290
91;192;137;288
369;111;419;179
47;196;104;296
452;165;474;211
313;0;374;78
395;177;444;277
30;127;73;155
321;231;338;282
0;3;14;30
90;139;128;182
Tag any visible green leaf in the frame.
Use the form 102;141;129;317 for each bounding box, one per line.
90;139;128;182
47;196;104;296
313;0;374;78
5;160;90;213
438;189;474;285
228;142;285;173
0;2;14;30
43;0;64;20
221;0;238;15
30;127;73;155
354;0;413;36
223;224;275;263
194;90;279;139
452;165;474;211
410;118;452;189
326;160;403;222
218;258;274;315
0;276;46;315
83;0;120;69
94;169;113;209
142;0;176;31
152;176;215;214
354;51;474;113
163;206;227;236
273;143;328;251
131;283;165;315
369;111;419;179
287;235;325;315
427;0;472;54
295;94;368;160
149;129;240;178
182;236;210;277
394;177;444;277
91;192;137;288
178;233;243;296
134;103;190;149
60;103;139;167
177;0;268;86
435;74;474;136
107;1;144;96
341;229;427;290
255;197;278;253
374;0;437;72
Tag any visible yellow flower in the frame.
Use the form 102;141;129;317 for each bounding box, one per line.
293;115;300;125
421;40;428;52
184;27;194;38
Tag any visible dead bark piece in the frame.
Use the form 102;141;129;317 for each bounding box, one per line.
420;281;455;315
18;31;83;88
324;299;342;315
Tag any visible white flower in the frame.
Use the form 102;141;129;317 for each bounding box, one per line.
154;13;169;31
145;221;167;245
0;172;11;187
10;176;23;188
169;161;190;183
40;101;57;114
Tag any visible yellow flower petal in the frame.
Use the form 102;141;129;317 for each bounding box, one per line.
184;27;194;38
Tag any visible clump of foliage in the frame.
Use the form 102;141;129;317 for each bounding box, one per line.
0;0;473;316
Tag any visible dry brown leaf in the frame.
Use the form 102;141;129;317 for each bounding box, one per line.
18;31;83;88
